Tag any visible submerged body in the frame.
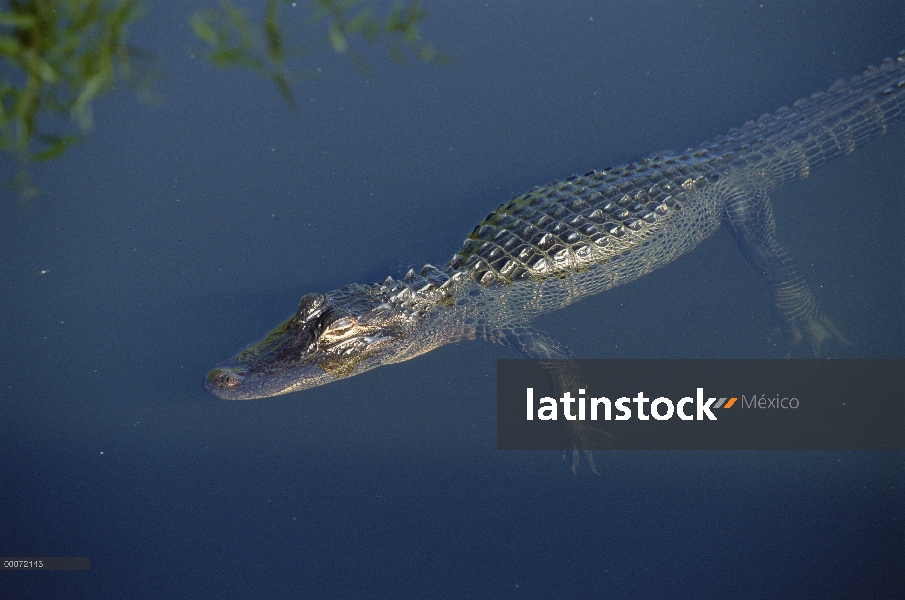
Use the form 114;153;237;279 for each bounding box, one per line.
207;53;905;400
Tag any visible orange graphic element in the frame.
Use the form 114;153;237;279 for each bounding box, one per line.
723;397;737;409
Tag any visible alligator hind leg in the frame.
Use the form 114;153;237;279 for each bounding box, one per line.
722;180;850;356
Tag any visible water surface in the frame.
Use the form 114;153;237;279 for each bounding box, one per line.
1;1;902;597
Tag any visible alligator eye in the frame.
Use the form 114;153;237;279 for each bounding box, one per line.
314;311;359;342
323;315;355;333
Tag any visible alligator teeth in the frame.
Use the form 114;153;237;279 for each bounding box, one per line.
418;283;435;293
403;269;416;282
419;264;436;276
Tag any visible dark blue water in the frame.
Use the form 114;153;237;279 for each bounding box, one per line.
2;1;903;597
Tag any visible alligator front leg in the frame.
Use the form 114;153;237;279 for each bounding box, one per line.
499;323;611;472
722;179;850;356
500;322;576;361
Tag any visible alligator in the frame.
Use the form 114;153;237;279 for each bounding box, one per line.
207;52;905;400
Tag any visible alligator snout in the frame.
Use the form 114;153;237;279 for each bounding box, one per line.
206;367;244;391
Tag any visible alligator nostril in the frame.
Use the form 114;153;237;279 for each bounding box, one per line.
207;368;243;389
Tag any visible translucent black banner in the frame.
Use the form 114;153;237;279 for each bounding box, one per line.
1;557;90;570
497;360;904;450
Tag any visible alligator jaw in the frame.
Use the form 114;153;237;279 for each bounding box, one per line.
205;363;334;400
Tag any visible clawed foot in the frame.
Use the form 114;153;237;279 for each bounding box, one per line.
770;307;852;358
562;423;614;475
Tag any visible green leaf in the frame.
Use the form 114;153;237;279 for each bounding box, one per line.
33;134;79;162
403;22;419;44
0;12;36;29
328;23;347;53
189;13;219;46
0;34;22;57
272;72;296;109
345;6;375;34
32;56;59;83
264;0;283;61
417;44;435;62
72;72;109;129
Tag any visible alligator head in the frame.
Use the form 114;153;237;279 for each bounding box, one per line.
205;287;415;399
206;266;460;399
